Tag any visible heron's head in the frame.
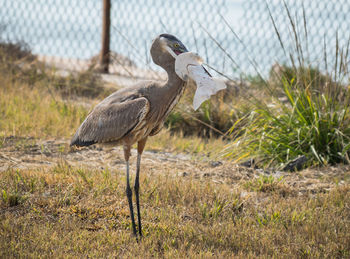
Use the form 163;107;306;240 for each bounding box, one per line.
151;34;188;68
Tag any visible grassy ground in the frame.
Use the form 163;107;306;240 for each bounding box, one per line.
1;78;349;258
1;41;350;258
0;54;226;156
1;166;349;258
0;75;225;158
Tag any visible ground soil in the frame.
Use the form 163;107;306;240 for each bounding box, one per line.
1;136;349;198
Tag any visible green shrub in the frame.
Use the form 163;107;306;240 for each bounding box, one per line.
224;3;350;168
226;64;350;168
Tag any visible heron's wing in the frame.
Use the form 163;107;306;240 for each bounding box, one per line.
70;97;150;146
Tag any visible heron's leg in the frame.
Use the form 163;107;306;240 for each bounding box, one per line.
124;145;137;236
135;138;147;237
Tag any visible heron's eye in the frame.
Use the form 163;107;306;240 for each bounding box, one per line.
173;43;180;48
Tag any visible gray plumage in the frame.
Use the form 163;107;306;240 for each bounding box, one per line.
71;34;187;148
70;34;188;238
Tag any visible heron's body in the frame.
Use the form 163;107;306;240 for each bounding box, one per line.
71;74;185;148
70;34;188;238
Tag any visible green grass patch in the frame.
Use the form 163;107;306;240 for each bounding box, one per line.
244;175;285;193
226;66;350;168
224;3;350;168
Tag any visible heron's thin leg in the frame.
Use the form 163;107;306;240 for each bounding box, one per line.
124;146;137;236
134;153;142;236
135;138;147;237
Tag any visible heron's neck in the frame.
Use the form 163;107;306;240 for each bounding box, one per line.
158;62;185;111
163;62;184;92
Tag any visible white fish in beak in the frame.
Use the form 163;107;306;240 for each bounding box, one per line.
174;52;226;110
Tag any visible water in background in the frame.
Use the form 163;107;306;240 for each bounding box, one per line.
0;0;349;77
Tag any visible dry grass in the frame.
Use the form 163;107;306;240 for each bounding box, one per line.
0;55;226;158
0;73;225;159
0;75;88;139
0;166;349;258
1;38;349;258
146;129;226;159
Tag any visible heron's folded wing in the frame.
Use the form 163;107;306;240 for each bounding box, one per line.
70;97;150;146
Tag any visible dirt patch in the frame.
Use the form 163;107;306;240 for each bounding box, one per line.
1;136;349;195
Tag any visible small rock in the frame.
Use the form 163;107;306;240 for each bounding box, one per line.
239;159;256;168
240;191;249;198
256;169;265;174
181;214;192;221
273;171;284;177
43;192;51;198
210;161;223;167
182;172;189;177
283;155;307;172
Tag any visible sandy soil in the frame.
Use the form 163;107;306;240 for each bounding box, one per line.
37;55;166;88
1;136;349;197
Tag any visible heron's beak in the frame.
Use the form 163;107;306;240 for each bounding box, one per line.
202;65;212;77
174;46;188;55
164;45;188;58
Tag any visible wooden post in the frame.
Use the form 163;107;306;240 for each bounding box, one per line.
100;0;111;73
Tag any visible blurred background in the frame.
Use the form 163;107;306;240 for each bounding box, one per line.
0;0;349;79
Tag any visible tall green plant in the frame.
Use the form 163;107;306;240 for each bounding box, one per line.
224;1;350;168
226;74;350;167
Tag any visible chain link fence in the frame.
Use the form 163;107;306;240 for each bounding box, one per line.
0;0;349;79
236;0;350;78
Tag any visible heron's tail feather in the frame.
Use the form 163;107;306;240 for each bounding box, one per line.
70;133;96;147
